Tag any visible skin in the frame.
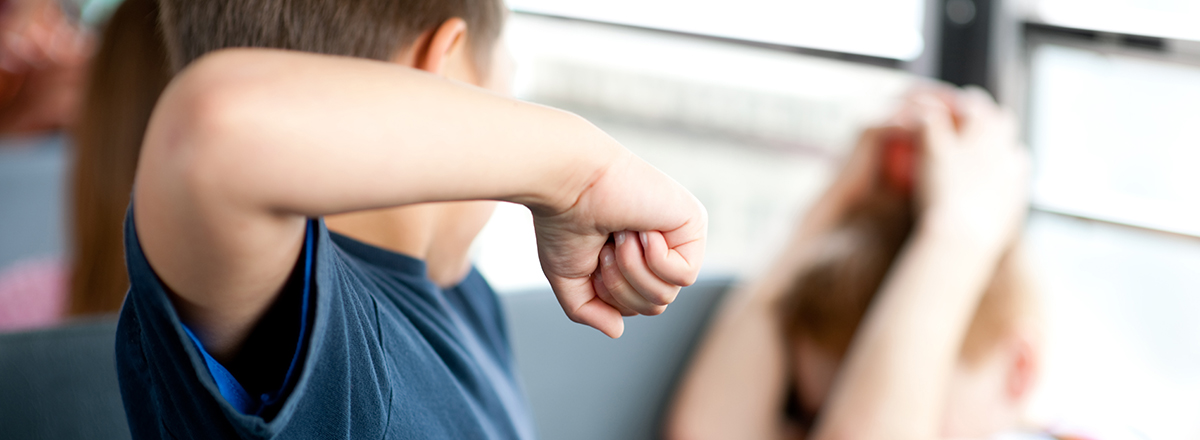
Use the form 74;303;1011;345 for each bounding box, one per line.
792;332;1041;439
666;88;1031;440
133;19;708;363
324;19;511;289
0;0;92;134
664;121;912;440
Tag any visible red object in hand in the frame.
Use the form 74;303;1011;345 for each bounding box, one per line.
882;130;917;196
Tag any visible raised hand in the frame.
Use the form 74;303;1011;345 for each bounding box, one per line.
532;150;708;338
914;87;1030;257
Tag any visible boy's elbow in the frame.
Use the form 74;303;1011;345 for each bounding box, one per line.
164;51;263;146
140;52;267;198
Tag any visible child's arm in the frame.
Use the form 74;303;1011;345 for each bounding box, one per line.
810;89;1029;440
666;89;1026;440
134;49;706;361
665;125;899;440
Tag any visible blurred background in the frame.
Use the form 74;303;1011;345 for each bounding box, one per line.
469;1;1200;438
1;0;1198;438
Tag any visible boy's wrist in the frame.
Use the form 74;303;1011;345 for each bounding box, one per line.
515;111;626;217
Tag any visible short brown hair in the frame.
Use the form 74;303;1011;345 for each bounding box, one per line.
779;191;1033;366
157;0;506;73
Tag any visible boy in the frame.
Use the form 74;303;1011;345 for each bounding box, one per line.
117;1;707;438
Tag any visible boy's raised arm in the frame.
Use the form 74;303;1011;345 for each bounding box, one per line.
134;49;706;360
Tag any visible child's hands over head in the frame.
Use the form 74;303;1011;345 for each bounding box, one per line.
532;151;707;338
915;87;1030;255
818;84;957;218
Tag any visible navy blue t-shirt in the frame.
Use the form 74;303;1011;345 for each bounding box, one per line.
115;211;536;439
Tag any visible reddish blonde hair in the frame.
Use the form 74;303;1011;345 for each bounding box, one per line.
779;190;1032;366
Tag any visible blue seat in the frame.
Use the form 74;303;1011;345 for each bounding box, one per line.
0;317;130;440
504;277;732;440
0;278;732;439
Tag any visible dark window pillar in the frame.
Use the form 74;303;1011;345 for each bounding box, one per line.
938;0;994;92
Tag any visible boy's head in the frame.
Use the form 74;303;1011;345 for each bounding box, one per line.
154;0;513;266
157;0;509;90
779;191;1041;438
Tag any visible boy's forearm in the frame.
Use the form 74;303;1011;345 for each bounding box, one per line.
155;49;621;218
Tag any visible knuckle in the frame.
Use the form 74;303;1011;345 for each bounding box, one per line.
595;286;615;304
565;312;583;324
642;305;668;316
627;300;652;314
647;287;680;306
645;293;669;307
627;299;655;315
615;251;639;274
679;271;699;286
602;271;628;293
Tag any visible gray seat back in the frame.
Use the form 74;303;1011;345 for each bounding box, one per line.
501;278;732;440
0;317;130;440
0;279;731;440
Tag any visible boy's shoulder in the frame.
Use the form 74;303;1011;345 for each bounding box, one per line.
117;213;534;439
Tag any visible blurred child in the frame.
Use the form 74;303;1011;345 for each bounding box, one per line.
776;150;1040;439
0;0;167;330
667;89;1041;440
117;0;707;438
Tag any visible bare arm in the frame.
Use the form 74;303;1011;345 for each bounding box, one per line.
135;49;706;360
667;88;1027;440
810;89;1029;440
665;126;896;440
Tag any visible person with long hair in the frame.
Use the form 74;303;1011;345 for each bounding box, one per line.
67;0;168;316
0;0;169;329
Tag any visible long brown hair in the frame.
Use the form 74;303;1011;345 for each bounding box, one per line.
779;174;1031;366
68;0;171;316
